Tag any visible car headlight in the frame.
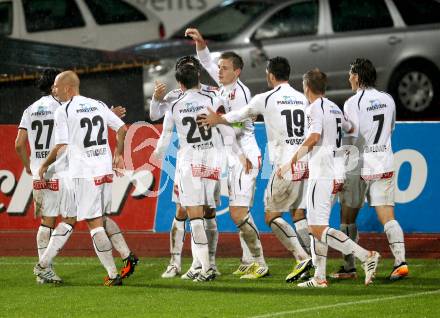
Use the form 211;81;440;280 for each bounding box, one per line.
143;59;174;80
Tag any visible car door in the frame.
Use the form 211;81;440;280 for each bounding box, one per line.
242;0;326;94
324;0;405;104
19;0;96;48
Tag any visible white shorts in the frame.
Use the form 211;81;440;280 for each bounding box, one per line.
176;162;220;208
74;175;112;221
340;172;395;208
307;179;338;226
33;178;76;218
264;170;307;212
227;156;258;207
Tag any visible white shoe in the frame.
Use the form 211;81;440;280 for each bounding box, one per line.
363;251;380;285
193;268;216;282
181;267;202;280
33;264;62;283
211;265;221;276
297;278;328;288
161;264;180;278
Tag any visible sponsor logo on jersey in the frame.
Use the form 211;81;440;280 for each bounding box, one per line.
31;105;52;117
76;103;97;113
367;99;387;111
180;102;204;113
277;96;303;105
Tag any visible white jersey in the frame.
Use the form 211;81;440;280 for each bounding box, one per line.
344;88;395;176
54;95;125;178
223;83;308;167
19;95;67;179
307;97;351;180
197;47;254;139
150;83;218;121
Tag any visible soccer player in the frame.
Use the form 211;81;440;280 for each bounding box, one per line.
278;68;380;287
186;28;268;278
333;58;408;281
163;63;246;281
198;57;313;282
35;70;131;286
151;56;221;279
15;69;74;284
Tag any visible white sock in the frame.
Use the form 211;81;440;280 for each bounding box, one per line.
190;218;210;272
39;222;73;268
238;214;266;267
190;237;202;269
270;217;309;261
37;225;52;260
104;217;130;260
169;217;186;269
90;227;118;279
324;227;369;262
384;220;406;266
204;216;218;268
340;223;358;270
294;218;311;255
311;235;328;281
239;234;253;265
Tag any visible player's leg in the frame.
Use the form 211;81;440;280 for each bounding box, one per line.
204;206;219;274
37;216;56;261
163;204;187;278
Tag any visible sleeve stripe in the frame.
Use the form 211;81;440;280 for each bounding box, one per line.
265;86;281;108
237;80;249;104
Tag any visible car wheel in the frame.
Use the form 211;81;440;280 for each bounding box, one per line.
389;64;439;117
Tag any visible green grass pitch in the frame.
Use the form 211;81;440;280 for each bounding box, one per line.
1;257;439;317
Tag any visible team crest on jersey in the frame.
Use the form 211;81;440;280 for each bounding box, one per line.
367;99;386;111
229;89;236;100
31;105;52;116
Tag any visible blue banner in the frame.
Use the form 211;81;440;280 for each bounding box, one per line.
154;122;438;233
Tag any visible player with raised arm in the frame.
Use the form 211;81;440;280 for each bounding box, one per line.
332;58;408;281
185;28;269;279
198;57;313;283
34;71;132;286
277;69;380;287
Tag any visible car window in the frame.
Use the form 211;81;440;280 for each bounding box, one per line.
22;0;85;32
84;0;147;25
0;1;12;36
171;2;272;41
393;0;440;26
329;0;393;32
254;1;318;40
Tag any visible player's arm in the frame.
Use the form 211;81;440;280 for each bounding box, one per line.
39;144;67;180
14;129;31;175
197;96;261;127
185;28;220;85
153;110;175;161
342;100;359;145
111;105;126;118
106;106;128;176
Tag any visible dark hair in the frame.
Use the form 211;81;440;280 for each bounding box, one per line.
303;68;327;95
220;51;244;70
37;68;59;95
175;55;202;71
175;64;199;89
350;58;376;88
267;57;290;81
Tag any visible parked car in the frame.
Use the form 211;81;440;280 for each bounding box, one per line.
122;0;440;119
0;0;165;50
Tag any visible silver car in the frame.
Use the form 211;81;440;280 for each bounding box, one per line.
125;0;440;119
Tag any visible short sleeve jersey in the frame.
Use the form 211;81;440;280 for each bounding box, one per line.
19;95;66;179
170;89;225;168
307;97;347;179
224;83;308;166
54;95;125;178
344;88;395;175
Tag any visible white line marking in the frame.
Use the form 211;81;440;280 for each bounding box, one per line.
247;289;440;318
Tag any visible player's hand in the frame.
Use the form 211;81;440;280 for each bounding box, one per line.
185;28;205;45
197;107;222;128
149;150;163;169
111;105;126;118
239;156;253;174
276;162;291;179
38;164;48;180
153;81;167;101
113;154;125;177
25;164;32;175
